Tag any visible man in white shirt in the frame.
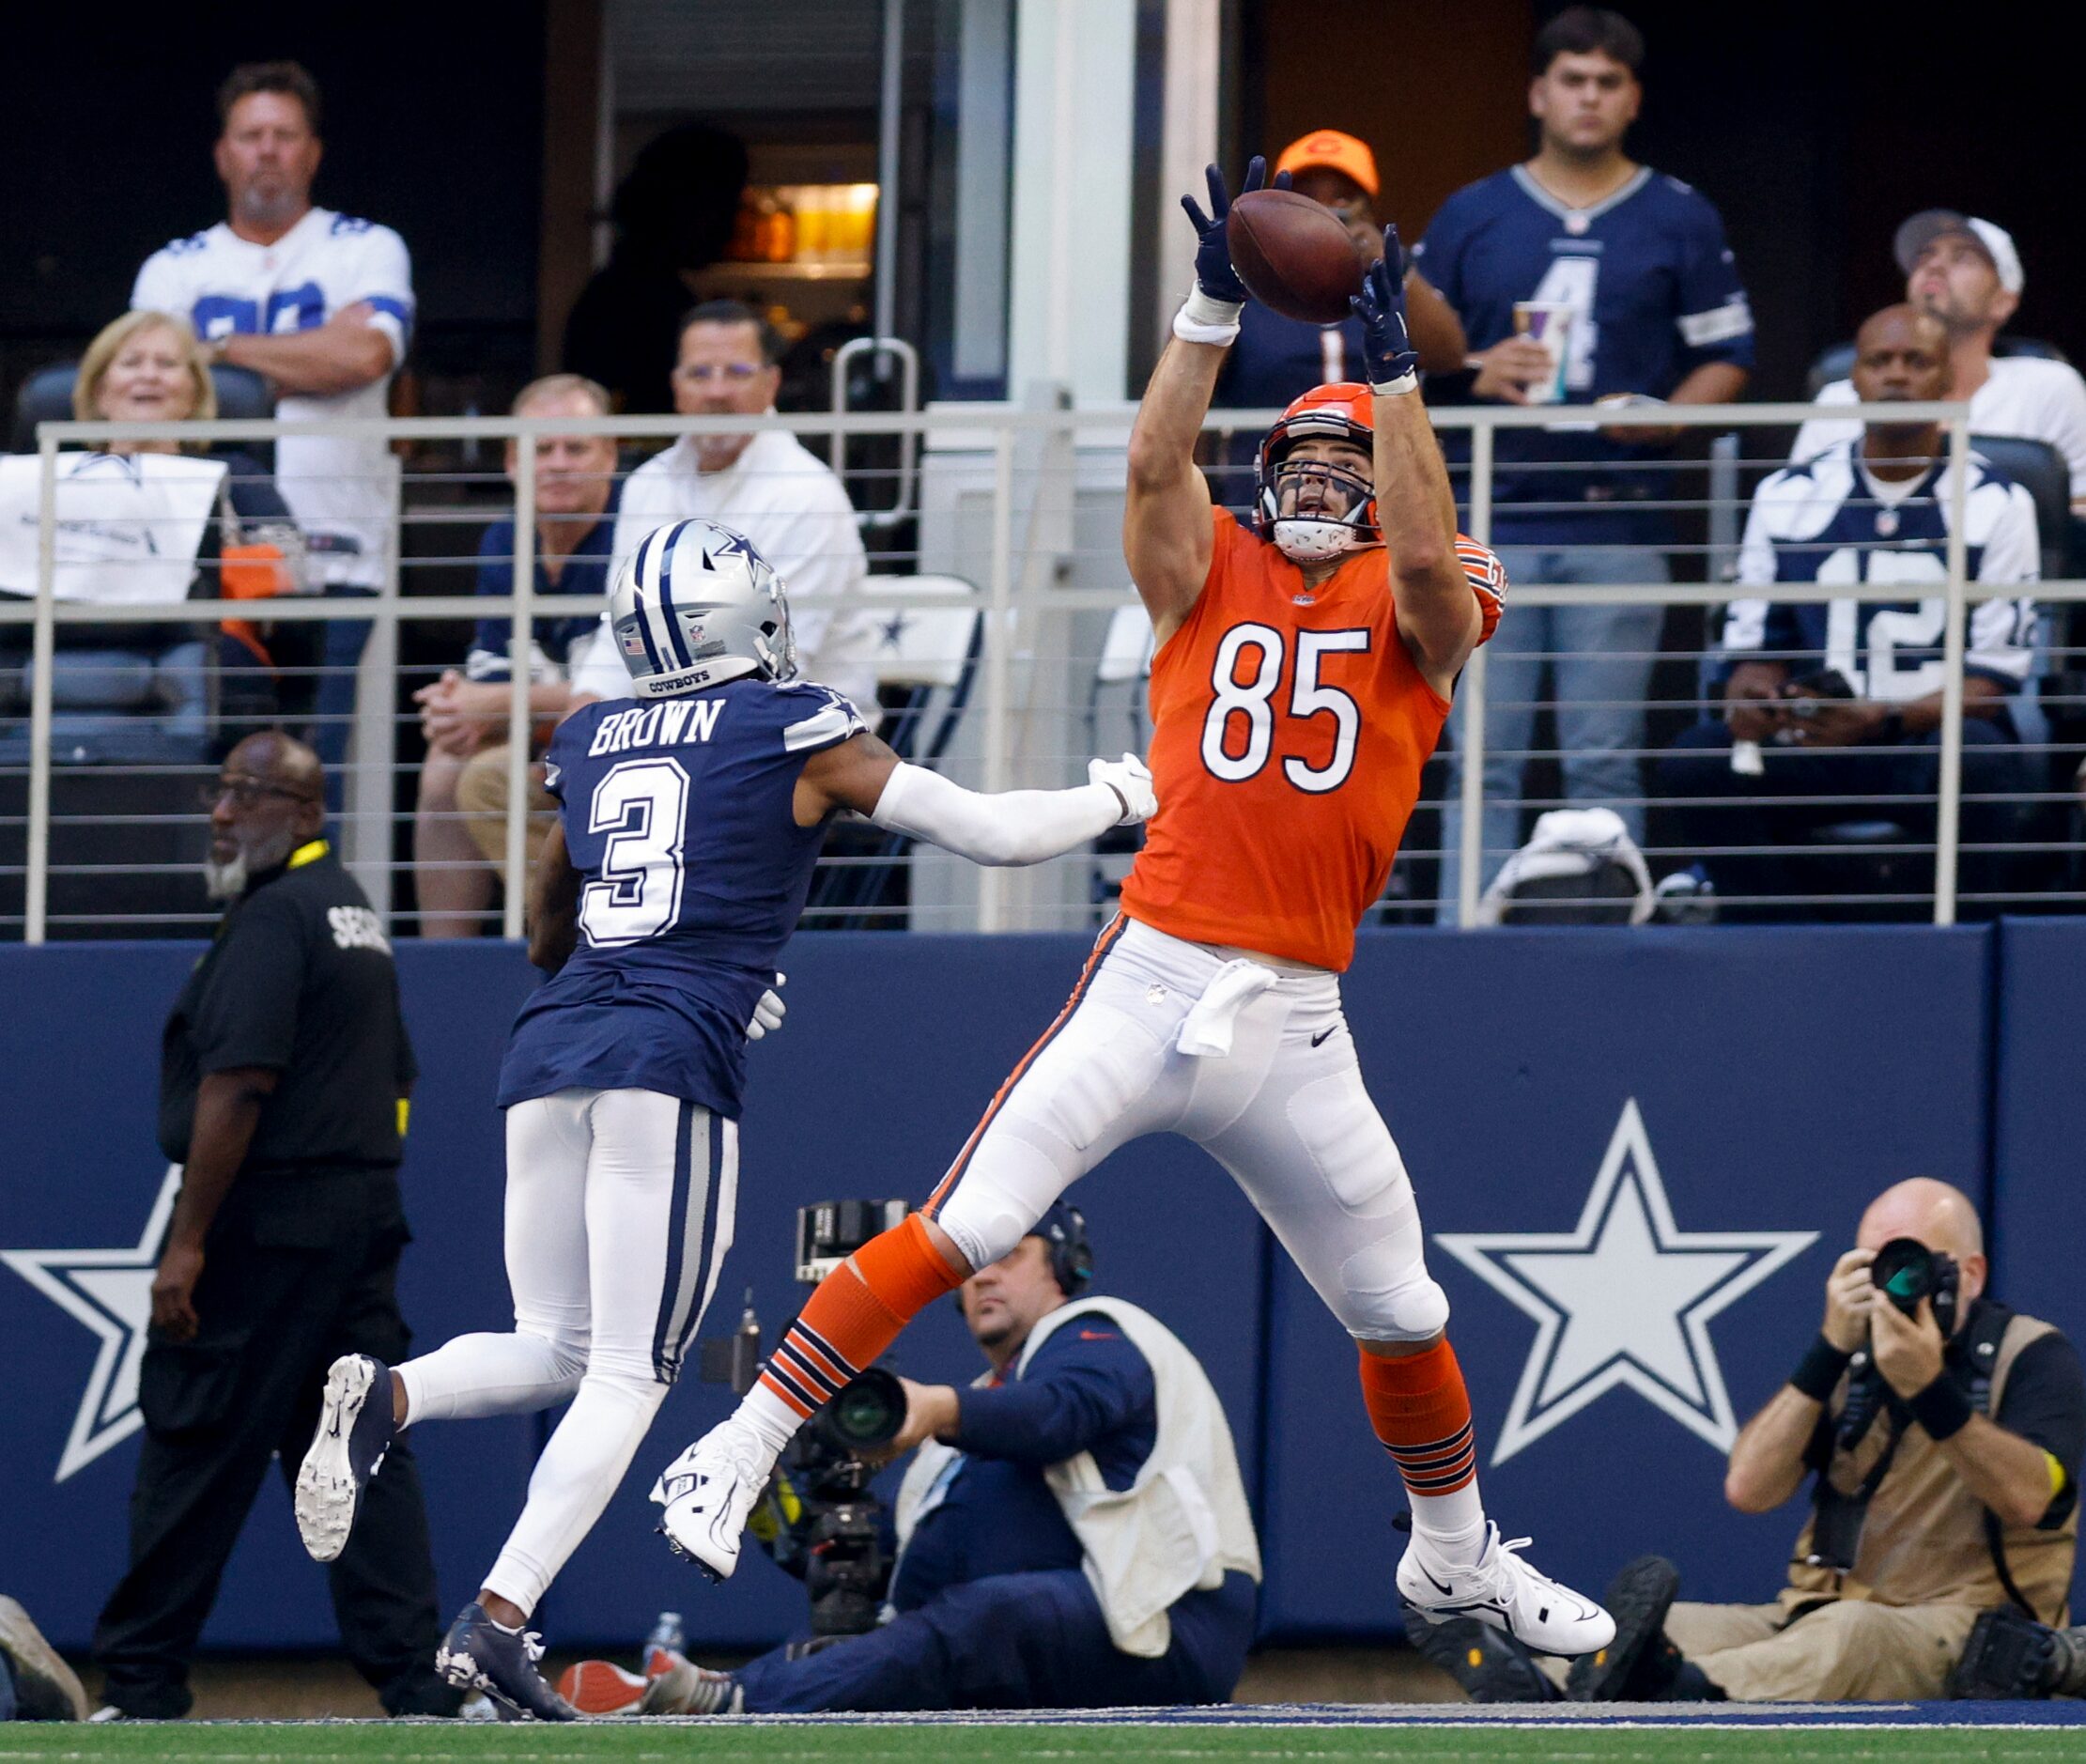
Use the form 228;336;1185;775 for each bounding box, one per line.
567;302;879;720
1790;212;2086;509
132;61;413;777
132;62;410;588
1667;306;2041;917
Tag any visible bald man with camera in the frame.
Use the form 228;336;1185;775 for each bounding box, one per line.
1577;1177;2084;1703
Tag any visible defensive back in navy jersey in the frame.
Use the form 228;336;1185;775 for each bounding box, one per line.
497;676;865;1118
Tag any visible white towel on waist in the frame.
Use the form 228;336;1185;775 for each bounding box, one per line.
1175;959;1277;1058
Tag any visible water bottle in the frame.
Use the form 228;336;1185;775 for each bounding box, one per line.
644;1610;686;1671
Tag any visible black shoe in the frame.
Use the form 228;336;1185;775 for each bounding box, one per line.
1568;1555;1680;1702
434;1603;579;1722
1404;1608;1556;1703
0;1597;87;1721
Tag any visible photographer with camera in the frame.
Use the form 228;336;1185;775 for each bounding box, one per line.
1655;303;2042;918
639;1202;1260;1714
1537;1177;2084;1705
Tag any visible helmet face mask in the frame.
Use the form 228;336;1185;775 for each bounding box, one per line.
610;518;798;701
1254;384;1381;563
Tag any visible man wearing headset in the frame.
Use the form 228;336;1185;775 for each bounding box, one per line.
641;1202;1260;1714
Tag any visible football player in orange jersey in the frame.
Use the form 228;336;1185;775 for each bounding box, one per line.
654;160;1614;1664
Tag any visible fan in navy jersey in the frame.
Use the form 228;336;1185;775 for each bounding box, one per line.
1417;7;1754;916
287;518;1153;1721
1658;306;2040;918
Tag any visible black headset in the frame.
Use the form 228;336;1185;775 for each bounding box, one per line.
1034;1199;1094;1298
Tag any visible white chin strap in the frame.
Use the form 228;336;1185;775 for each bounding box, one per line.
1271;518;1361;563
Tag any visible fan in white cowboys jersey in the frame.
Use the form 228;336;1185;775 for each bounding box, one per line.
131;64;411;591
1660;304;2041;912
290;518;1154;1721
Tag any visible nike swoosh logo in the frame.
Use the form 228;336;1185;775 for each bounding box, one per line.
1420;1568;1455;1597
1310;1027;1338;1047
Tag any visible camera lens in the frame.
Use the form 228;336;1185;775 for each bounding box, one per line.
1870;1237;1934;1318
823;1367;906;1449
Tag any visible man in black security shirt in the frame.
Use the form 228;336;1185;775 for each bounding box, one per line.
640;1204;1261;1714
91;733;456;1720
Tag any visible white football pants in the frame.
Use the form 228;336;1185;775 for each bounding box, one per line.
394;1086;738;1615
926;917;1447;1343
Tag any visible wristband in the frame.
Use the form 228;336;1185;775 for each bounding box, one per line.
1908;1373;1975;1443
1789;1334;1854;1402
1174;284;1244;347
1371;372;1420;397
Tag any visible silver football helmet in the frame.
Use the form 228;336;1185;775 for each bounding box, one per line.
608;518;797;700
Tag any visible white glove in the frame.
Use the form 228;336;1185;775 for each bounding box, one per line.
1088;753;1156;826
747;972;787;1041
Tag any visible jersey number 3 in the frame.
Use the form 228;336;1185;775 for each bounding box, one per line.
579;757;689;946
1200;624;1368;794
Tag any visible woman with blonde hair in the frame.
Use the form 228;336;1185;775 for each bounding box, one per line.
1;311;303;762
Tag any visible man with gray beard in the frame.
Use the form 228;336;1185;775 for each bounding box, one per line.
90;733;456;1721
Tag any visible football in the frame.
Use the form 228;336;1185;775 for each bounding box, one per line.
1226;189;1365;324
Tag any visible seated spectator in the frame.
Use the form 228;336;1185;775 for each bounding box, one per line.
1792;212;2086;509
1657;306;2040;918
411;375;618;937
609;1207;1259;1717
570;300;880;723
0;310;299;765
1423;1178;2083;1705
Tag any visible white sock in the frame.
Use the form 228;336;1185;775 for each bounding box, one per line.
734;1379;803;1462
395;1332;586;1426
481;1373;666;1615
1409;1483;1489;1566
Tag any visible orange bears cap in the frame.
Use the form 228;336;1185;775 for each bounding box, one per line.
1274;130;1379;200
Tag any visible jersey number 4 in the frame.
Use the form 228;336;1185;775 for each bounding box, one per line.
1201;624;1368;794
579;757;688;946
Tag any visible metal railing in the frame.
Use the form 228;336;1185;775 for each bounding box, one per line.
6;400;2079;941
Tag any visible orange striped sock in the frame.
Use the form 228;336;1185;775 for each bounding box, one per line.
752;1215;966;1425
1357;1339;1485;1549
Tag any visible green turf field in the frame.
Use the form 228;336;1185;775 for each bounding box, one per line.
2;1722;2084;1764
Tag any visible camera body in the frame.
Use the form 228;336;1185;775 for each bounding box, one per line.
1871;1235;1961;1338
700;1201;914;1637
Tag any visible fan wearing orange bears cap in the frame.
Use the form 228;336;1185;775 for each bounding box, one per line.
652;156;1615;1678
1213;129;1465;427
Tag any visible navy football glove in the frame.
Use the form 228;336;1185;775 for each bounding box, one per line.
1180;157;1290;305
1352;226;1421;391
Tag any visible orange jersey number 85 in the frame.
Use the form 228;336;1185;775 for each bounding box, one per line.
1199;623;1370;795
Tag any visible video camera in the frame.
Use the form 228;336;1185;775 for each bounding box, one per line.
698;1199;913;1637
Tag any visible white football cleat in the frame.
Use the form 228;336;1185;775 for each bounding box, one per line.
1398;1523;1615;1657
652;1419;770;1582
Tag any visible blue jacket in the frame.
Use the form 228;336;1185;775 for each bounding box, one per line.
886;1309;1156;1613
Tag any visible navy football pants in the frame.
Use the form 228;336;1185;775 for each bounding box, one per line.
733;1570;1258;1713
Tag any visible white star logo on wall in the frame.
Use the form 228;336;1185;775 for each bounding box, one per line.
1435;1102;1816;1464
3;1166;180;1481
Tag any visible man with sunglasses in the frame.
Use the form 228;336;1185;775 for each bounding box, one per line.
90;732;455;1720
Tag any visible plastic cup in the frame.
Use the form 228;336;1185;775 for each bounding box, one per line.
1512;302;1577;405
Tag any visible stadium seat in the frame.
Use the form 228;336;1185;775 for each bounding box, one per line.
1086;601;1154;907
9;361;274;456
807;574;982;928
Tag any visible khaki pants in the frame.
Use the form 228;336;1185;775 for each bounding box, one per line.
455;745;557;875
1666;1599;1983;1701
